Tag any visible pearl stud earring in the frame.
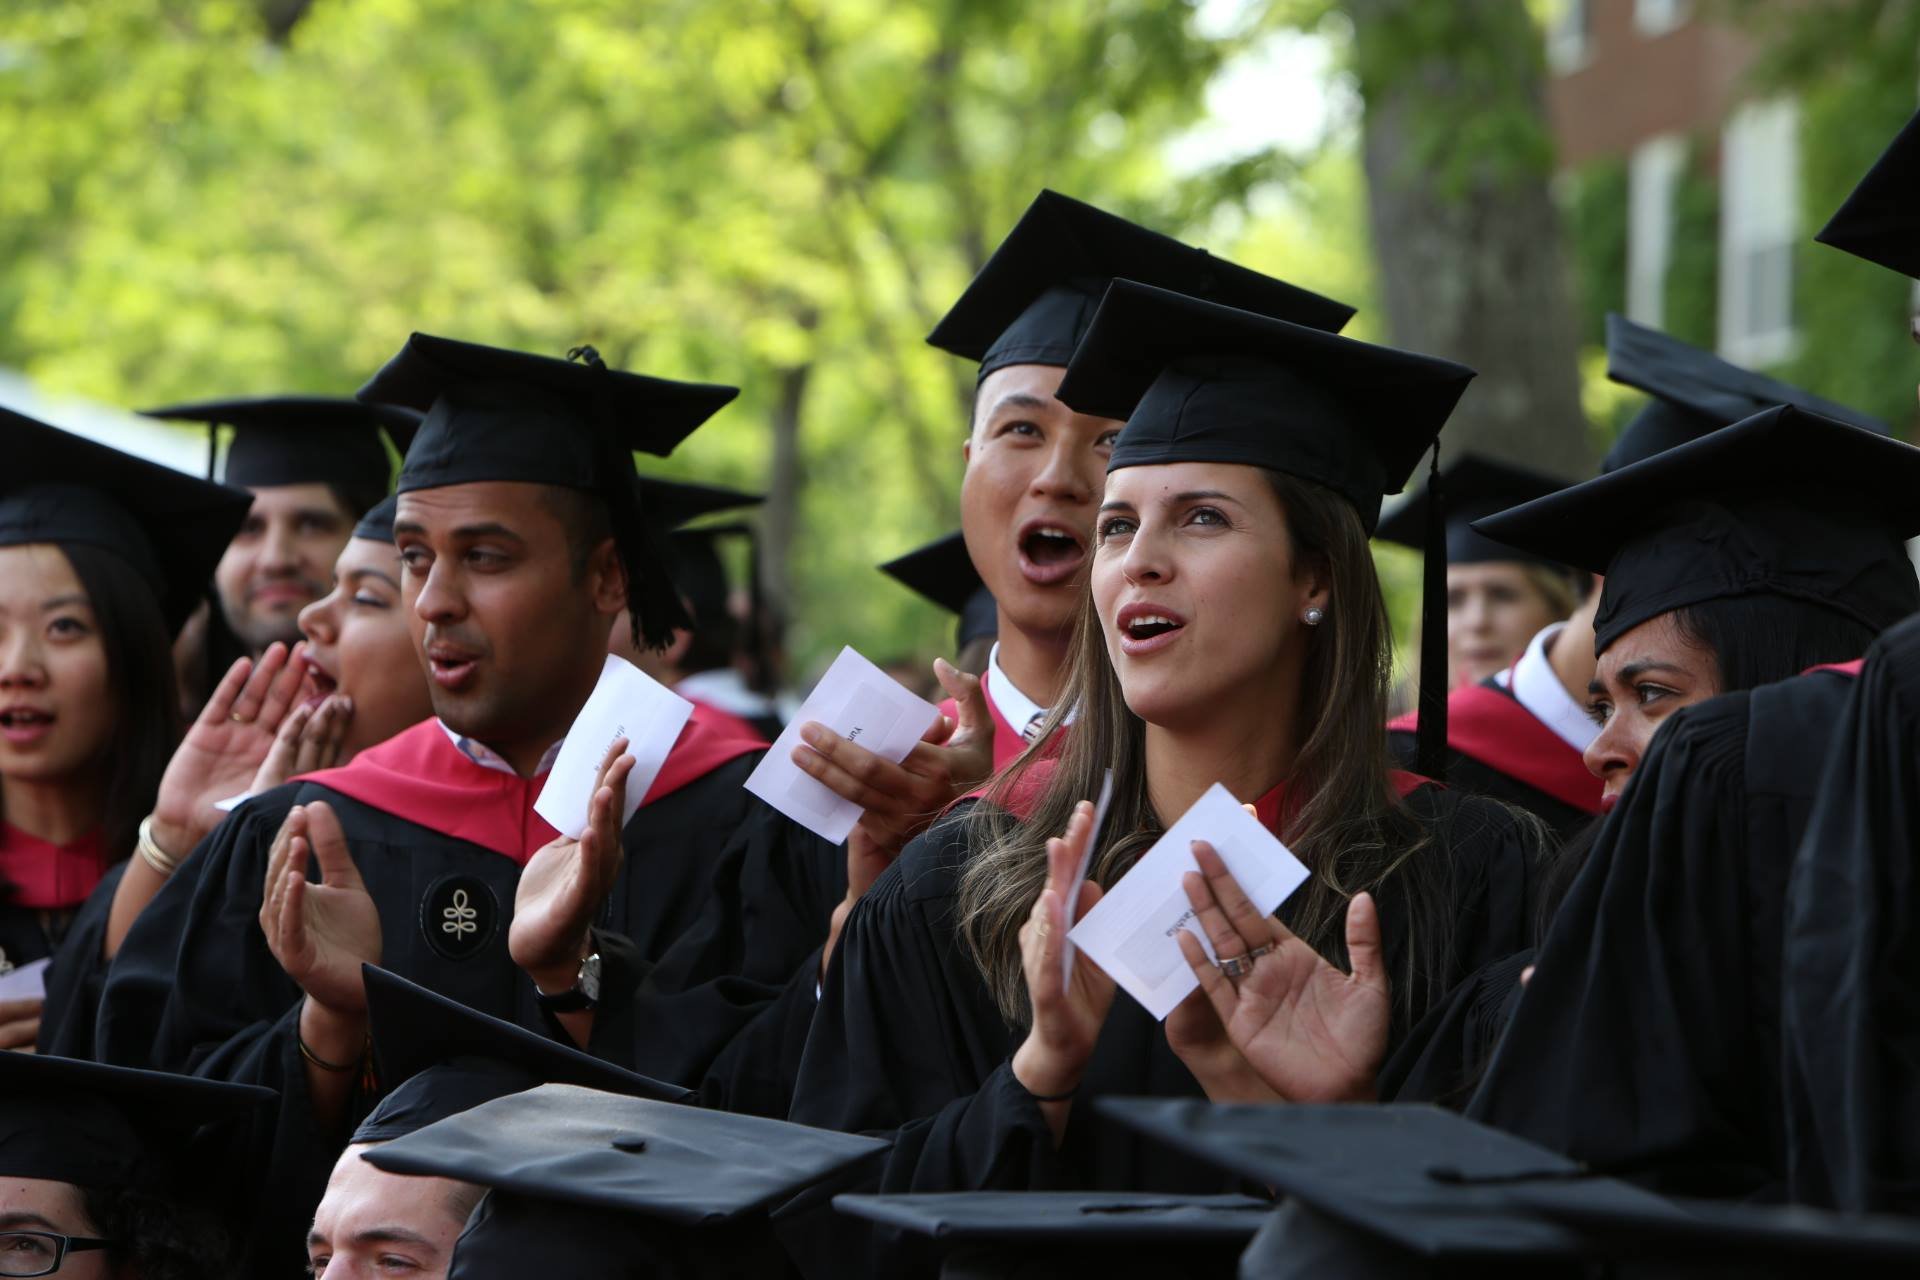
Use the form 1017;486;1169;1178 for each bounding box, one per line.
1304;607;1325;626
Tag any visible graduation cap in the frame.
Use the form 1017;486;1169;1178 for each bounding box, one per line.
1098;1098;1667;1268
352;494;399;544
353;965;690;1146
1057;279;1476;779
634;475;762;529
631;476;763;633
363;1081;886;1222
833;1191;1270;1276
0;1051;273;1193
927;189;1355;381
357;334;740;649
1603;313;1888;472
881;531;998;651
139;394;421;494
1375;453;1577;569
1815;107;1920;280
1473;404;1920;655
363;1083;888;1277
0;405;253;633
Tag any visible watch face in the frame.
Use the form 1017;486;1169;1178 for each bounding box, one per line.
579;952;603;1001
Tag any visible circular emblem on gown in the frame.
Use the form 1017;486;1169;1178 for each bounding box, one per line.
420;874;499;961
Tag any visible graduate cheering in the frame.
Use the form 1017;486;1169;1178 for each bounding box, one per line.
789;281;1549;1277
93;336;801;1273
0;409;249;1055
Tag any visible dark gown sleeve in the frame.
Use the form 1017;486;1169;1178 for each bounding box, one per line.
34;860;128;1059
587;776;848;1119
1464;695;1773;1196
91;787;335;1277
1783;617;1920;1213
784;806;1063;1276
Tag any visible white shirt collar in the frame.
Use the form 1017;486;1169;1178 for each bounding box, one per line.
1496;622;1598;754
985;642;1075;737
437;719;564;777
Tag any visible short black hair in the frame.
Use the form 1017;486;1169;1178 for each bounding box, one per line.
535;484;614;583
82;1182;240;1280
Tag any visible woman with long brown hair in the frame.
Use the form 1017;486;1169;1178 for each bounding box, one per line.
788;282;1550;1275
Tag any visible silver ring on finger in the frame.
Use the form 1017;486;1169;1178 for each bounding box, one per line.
1244;943;1275;963
1216;952;1256;980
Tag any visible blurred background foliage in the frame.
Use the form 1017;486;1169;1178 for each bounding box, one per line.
0;0;1911;682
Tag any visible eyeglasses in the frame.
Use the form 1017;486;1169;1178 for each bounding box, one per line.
0;1232;116;1277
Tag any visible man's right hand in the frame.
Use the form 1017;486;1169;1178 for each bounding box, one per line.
259;801;381;1018
152;643;312;858
0;998;41;1052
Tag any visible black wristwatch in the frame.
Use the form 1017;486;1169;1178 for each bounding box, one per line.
533;949;603;1013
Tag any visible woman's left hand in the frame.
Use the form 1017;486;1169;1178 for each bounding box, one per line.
1174;841;1389;1103
247;692;354;795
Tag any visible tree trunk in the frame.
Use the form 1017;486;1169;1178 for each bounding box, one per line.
1342;0;1595;478
759;359;813;641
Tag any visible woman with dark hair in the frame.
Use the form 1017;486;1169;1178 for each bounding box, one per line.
788;283;1548;1274
1189;406;1920;1188
0;409;249;1053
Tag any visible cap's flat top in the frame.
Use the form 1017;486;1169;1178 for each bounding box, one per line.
832;1191;1271;1242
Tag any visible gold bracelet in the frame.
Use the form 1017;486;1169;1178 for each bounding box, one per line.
297;1030;364;1074
136;815;180;877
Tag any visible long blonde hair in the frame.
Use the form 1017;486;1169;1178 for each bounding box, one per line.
956;470;1449;1026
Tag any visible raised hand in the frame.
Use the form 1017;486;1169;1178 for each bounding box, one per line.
510;739;633;991
151;643;312;856
798;659;995;867
1174;841;1388;1103
1011;800;1116;1121
260;802;381;1017
248;692;354;795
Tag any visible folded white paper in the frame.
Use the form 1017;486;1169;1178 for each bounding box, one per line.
1062;769;1114;987
535;654;694;840
0;957;49;1003
1067;782;1309;1020
744;646;942;843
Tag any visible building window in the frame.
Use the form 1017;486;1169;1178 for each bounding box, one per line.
1718;97;1800;366
1634;0;1692;37
1546;0;1592;74
1627;135;1686;328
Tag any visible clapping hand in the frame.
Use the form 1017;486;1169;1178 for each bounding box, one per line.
511;739;633;993
1173;841;1389;1103
260;802;381;1017
1011;800;1115;1117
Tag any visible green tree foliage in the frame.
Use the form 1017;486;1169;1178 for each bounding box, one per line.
0;0;1295;673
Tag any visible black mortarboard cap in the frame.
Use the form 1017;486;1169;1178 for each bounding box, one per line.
1099;1098;1678;1266
881;531;998;650
352;494;399;544
1058;281;1474;530
0;406;253;633
0;1051;273;1192
353;965;689;1145
832;1191;1270;1244
358;334;739;649
927;190;1355;380
1815;107;1920;280
1375;453;1576;568
362;1082;886;1223
1602;313;1887;472
634;475;762;529
633;477;762;629
139;394;420;493
1473;404;1920;654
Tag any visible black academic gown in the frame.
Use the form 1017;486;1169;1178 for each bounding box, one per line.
1783;622;1920;1214
1464;665;1863;1200
32;862;125;1059
1388;676;1601;843
95;720;839;1276
786;784;1543;1278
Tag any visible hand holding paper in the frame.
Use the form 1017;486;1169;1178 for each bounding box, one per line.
1175;843;1390;1102
744;647;941;843
535;655;694;839
1066;783;1310;1021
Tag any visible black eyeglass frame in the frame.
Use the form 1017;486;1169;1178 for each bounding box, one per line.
0;1231;116;1278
